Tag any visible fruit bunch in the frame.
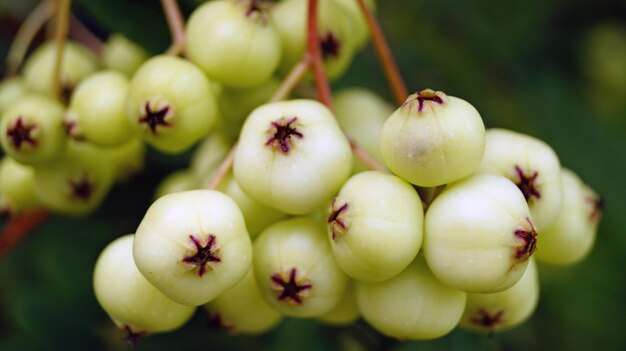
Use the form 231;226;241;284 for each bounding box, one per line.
0;0;603;346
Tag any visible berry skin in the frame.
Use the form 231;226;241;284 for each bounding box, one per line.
233;99;352;214
355;255;467;340
460;258;539;334
204;268;283;334
105;137;145;182
0;157;39;216
93;235;196;335
67;70;134;147
476;128;562;230
380;89;486;187
423;173;537;293
133;190;252;306
333;0;376;49
186;0;281;88
318;281;360;326
125;55;218;153
253;217;348;318
101;33;149;77
0;94;66;166
22;41;98;101
0;77;29;115
534;168;601;265
328;171;423;282
189;131;233;181
154;170;200;200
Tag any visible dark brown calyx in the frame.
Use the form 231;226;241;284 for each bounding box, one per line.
402;89;446;113
470;309;505;330
586;194;604;223
60;83;74;105
265;116;303;154
138;101;173;135
63;116;85;141
68;174;96;202
183;234;221;277
6;117;37;150
514;165;541;203
206;312;235;333
320;31;341;60
121;325;147;347
270;267;312;305
328;199;349;240
514;218;537;261
242;0;270;23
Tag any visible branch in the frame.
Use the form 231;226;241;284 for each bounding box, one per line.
306;0;334;110
0;209;50;259
70;14;103;55
51;0;71;102
161;0;186;56
206;144;236;190
270;54;311;102
356;0;408;106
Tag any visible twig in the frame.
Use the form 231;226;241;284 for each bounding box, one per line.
356;0;408;106
346;135;386;172
5;0;55;76
306;0;334;110
270;54;311;102
206;145;237;190
51;0;71;102
0;209;50;259
161;0;186;56
70;15;103;55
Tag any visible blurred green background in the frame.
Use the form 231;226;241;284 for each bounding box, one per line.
0;0;624;350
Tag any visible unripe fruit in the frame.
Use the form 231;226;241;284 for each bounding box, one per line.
93;235;196;335
424;174;537;293
126;55;218;153
105;137;145;182
476;128;562;230
0;78;29;115
101;33;149;77
154;170;200;199
67;70;134;146
333;0;376;49
0;94;66;166
380;89;486;187
253;217;348;318
204;269;283;334
318;281;359;326
356;256;466;340
460;258;539;334
190;131;233;181
186;0;281;88
0;157;39;215
22;41;98;101
534;169;601;265
133;190;252;306
328;171;423;282
234;99;352;214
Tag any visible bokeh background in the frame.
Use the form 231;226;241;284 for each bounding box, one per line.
0;0;624;350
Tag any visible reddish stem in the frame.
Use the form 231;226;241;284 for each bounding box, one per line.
306;0;334;110
206;145;236;190
356;0;408;106
161;0;186;56
270;54;311;102
70;15;103;55
51;0;71;102
0;209;50;258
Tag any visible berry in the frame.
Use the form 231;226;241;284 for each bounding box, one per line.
234;99;352;214
189;131;233;180
380;89;486;187
154;170;200;199
318;281;360;326
133;190;252;306
0;156;39;216
333;0;376;49
101;33;149;77
93;235;196;335
0;77;29;115
328;171;423;282
186;0;281;88
423;173;536;293
105;137;145;182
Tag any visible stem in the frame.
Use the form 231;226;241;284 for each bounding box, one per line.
206;145;236;190
356;0;408;106
161;0;186;56
5;0;55;77
270;54;311;102
51;0;71;102
306;0;334;110
0;209;50;259
70;15;103;55
347;135;386;172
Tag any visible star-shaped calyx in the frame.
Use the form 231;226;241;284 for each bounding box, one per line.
182;234;221;277
514;218;537;261
270;267;312;305
328;199;349;240
586;195;604;223
265;117;303;154
514;165;541;202
320;31;341;60
206;312;235;333
243;0;270;23
138;101;173;135
470;309;505;330
6;117;37;150
121;325;147;347
402;89;445;113
68;175;96;202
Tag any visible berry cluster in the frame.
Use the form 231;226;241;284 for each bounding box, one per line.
1;0;602;346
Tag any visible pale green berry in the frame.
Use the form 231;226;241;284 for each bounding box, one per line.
334;88;392;173
460;258;539;334
186;0;281;88
133;190;252;306
253;217;348;318
204;268;283;334
67;70;134;146
380;89;486;187
355;256;467;340
33;141;115;215
333;0;376;49
0;94;66;166
318;281;359;326
22;41;98;101
125;55;218;153
93;235;196;335
154;170;201;200
476;128;562;231
190;131;233;181
234;99;352;214
0;77;29;115
101;33;149;77
424;174;537;293
534;169;601;265
328;171;423;282
105;137;145;182
0;156;39;215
